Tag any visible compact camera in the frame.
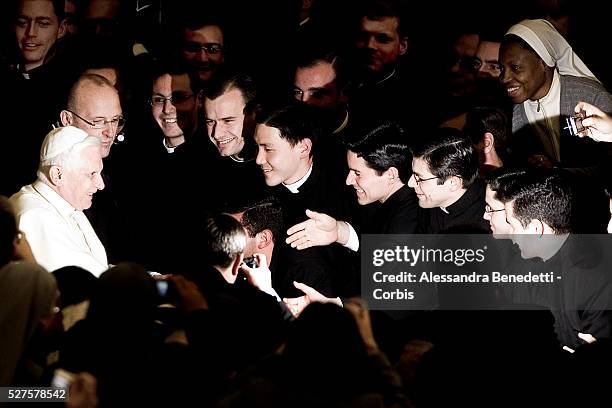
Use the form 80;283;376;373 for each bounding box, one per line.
243;256;258;268
156;279;177;303
564;110;586;136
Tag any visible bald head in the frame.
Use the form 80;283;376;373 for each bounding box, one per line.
61;74;122;158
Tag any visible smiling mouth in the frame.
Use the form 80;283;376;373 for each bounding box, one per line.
163;118;177;124
507;86;520;96
217;136;236;146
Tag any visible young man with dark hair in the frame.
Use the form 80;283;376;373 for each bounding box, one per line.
176;4;226;87
464;106;509;174
408;127;489;233
254;102;352;227
287;121;418;248
496;169;612;350
293;49;349;135
230;197;334;297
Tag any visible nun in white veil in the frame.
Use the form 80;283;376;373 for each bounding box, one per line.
506;18;598;82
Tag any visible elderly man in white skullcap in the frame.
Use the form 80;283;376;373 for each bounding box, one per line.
499;19;612;171
9;126;108;276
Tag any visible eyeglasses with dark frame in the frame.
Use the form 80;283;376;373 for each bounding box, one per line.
182;42;223;55
149;92;195;107
412;173;439;185
67;110;125;132
484;204;505;213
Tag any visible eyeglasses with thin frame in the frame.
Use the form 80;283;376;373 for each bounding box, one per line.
182;42;223;54
485;204;505;213
412;173;439;185
149;92;195;106
67;110;125;132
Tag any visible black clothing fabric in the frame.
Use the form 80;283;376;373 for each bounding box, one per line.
269;240;334;298
358;185;419;235
270;158;355;230
525;236;612;349
184;265;291;373
416;179;489;234
1;57;79;196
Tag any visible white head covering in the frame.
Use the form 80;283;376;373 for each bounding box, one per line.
40;126;100;162
506;19;599;83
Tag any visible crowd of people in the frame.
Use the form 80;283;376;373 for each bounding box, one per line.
2;0;612;406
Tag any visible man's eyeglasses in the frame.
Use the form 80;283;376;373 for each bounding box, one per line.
68;110;125;131
149;92;195;106
182;42;223;54
412;173;439;185
485;204;505;213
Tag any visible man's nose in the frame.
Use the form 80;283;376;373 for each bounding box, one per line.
346;171;355;186
26;22;37;37
255;147;265;165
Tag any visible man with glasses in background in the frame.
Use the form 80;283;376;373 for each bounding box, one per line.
149;62;201;153
407;127;489;233
175;4;226;90
58;73;132;264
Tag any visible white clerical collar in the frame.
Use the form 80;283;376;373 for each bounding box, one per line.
283;163;313;194
162;138;176;154
375;68;396;86
333;110;349;134
299;17;310;26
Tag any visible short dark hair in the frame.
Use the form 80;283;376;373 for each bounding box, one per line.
295;49;349;93
204;214;246;268
485;167;528;201
176;2;225;33
14;0;66;21
255;102;321;154
355;0;407;38
411;127;479;188
205;70;257;112
464;106;509;149
497;170;573;234
346;121;412;183
236;197;283;242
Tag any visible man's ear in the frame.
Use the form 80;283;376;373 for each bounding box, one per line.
49;166;63;186
57;20;67;40
299;138;312;158
527;219;543;235
447;175;464;192
60;110;72;127
483;132;495;153
256;229;274;250
384;167;400;183
231;253;244;277
399;37;409;56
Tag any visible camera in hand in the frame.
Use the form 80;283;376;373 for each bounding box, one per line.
156;280;178;303
243;255;258;268
564;110;586;136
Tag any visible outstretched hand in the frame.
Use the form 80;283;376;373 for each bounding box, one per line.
286;209;340;250
283;281;342;317
574;101;612;142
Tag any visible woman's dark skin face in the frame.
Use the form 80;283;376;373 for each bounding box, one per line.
499;41;554;104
